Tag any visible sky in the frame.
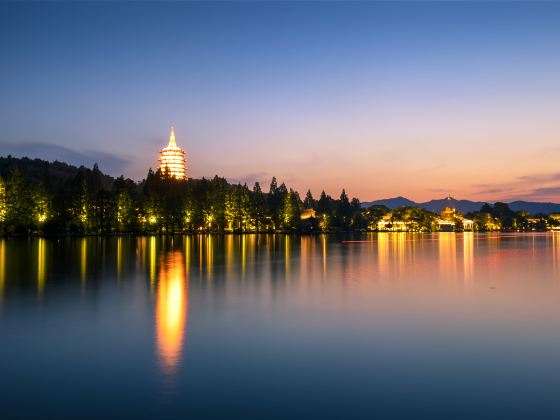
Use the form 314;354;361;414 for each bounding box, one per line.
1;1;560;203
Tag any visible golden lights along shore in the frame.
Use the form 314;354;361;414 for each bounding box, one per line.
159;127;188;180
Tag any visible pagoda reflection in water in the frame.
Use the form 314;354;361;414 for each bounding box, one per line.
155;251;188;378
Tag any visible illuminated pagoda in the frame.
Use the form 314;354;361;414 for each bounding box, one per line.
159;127;187;179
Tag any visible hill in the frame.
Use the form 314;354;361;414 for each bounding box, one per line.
0;155;115;188
362;196;560;215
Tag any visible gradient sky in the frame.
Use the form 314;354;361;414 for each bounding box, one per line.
1;1;560;202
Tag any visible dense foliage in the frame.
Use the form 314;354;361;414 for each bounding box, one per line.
0;156;366;235
1;156;558;235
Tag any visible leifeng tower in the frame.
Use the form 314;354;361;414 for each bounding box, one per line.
159;127;187;179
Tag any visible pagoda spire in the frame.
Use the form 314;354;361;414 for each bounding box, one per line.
168;126;177;148
159;127;187;179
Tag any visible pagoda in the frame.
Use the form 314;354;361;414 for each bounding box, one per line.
158;127;187;179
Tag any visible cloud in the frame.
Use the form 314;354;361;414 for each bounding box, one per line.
470;172;560;202
522;185;560;200
0;141;131;176
517;173;560;183
472;186;517;196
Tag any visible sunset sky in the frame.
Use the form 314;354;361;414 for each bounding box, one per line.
1;2;560;202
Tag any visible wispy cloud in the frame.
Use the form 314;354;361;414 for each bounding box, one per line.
472;186;517;196
0;141;131;176
517;173;560;183
470;172;560;202
521;185;560;201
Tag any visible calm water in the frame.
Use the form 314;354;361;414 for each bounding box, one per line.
2;233;560;419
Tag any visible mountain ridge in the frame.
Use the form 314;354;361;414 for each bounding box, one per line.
362;196;560;215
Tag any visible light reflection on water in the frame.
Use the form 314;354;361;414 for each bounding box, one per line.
0;239;4;300
156;251;188;382
2;233;560;419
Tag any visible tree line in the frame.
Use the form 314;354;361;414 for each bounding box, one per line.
364;203;560;232
0;156;366;235
1;156;558;235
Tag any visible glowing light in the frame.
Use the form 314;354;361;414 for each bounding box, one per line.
156;251;187;378
205;212;214;228
117;237;122;279
158;127;188;180
80;238;87;288
206;235;213;280
184;210;192;224
80;204;88;223
0;240;5;301
37;238;46;295
439;233;457;281
0;179;6;223
150;236;156;290
300;208;316;220
321;234;327;278
463;232;474;285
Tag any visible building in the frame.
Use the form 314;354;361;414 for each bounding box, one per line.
437;207;473;231
300;208;316;220
159;127;187;179
377;213;410;231
437;219;455;232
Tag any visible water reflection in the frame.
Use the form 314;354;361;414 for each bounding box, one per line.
438;233;457;282
463;233;474;285
149;236;157;292
4;234;560;419
116;237;123;280
0;239;4;300
206;235;213;280
155;250;188;381
80;238;87;288
37;238;46;295
552;233;560;277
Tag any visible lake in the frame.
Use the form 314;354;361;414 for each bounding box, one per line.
1;233;560;419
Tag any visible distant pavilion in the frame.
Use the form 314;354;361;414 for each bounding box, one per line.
159;127;187;180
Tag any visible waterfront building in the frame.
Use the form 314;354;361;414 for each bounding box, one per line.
377;213;410;231
438;207;473;231
159;127;187;179
300;208;316;220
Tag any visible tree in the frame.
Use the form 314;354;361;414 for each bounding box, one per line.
0;178;7;226
5;168;34;233
365;205;389;230
268;177;287;230
335;189;353;229
32;184;51;228
225;184;251;231
251;182;266;232
281;189;301;230
303;190;316;210
316;191;334;231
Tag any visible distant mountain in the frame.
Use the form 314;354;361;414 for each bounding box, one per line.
0;155;115;188
508;201;560;215
418;197;486;214
362;196;416;209
362;196;560;215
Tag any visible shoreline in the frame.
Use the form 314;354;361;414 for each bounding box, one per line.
0;230;555;239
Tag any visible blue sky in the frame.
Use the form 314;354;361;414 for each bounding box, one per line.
1;1;560;201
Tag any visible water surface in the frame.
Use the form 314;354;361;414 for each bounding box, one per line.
1;233;560;419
